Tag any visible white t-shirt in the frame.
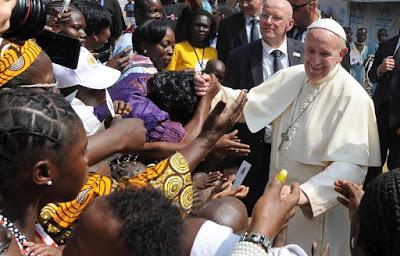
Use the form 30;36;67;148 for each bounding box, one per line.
190;221;240;256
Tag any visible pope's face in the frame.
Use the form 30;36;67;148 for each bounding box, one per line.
304;29;344;82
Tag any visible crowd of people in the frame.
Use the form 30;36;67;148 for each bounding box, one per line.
0;0;399;255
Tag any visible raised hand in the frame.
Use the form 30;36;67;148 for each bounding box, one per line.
250;175;300;239
214;130;251;157
192;171;223;190
201;90;247;139
106;48;131;71
334;180;364;219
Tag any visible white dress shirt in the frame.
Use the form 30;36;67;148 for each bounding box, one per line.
244;15;261;44
261;37;289;143
261;37;289;81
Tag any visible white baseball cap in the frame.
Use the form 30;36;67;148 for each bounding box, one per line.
53;46;121;89
308;18;347;42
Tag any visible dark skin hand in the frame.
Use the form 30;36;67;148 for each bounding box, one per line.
334;180;365;256
179;90;247;172
208;174;249;200
24;242;63;256
141;74;224;159
44;8;72;33
104;101;132;128
334;180;364;219
192;172;223;190
106;48;131;71
214;130;251;157
250;175;300;239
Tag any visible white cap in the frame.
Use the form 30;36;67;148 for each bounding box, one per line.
53;46;121;89
308;18;346;41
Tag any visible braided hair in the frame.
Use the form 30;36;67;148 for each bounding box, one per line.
358;169;400;255
0;89;81;193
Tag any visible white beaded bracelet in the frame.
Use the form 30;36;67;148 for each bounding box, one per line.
230;241;268;256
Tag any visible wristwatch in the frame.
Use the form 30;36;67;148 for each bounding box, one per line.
240;232;272;253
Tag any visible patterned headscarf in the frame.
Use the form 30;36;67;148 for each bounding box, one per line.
0;39;42;86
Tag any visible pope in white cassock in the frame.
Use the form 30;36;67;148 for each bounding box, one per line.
197;19;381;255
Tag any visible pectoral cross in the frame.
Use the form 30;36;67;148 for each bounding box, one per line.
278;130;290;151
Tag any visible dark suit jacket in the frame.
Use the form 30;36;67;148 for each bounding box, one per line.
223;38;304;88
221;38;304;211
369;35;400;122
216;12;247;64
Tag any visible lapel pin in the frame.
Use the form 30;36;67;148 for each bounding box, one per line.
293;52;301;58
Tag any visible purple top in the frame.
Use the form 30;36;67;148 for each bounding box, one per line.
94;72;186;143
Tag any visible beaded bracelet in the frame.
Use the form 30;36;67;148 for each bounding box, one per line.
230;241;268;256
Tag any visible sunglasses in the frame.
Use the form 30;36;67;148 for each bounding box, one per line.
291;0;312;11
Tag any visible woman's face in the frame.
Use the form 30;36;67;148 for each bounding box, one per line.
52;122;89;202
61;11;87;44
0;0;17;34
190;15;212;44
145;28;175;70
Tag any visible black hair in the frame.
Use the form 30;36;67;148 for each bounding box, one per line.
377;28;388;37
214;5;236;18
185;9;217;47
107;187;183;256
45;0;80;14
358;169;400;256
132;19;171;54
147;71;199;125
74;1;112;36
0;89;81;193
357;27;367;34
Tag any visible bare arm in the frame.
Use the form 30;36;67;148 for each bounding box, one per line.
86;118;146;166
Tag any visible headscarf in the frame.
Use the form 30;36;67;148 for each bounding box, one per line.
0;39;42;86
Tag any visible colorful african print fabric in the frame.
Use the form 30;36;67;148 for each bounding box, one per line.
39;153;193;244
39;173;117;244
119;152;193;213
0;39;42;86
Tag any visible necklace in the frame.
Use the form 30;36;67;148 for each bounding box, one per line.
192;45;206;73
278;78;329;152
0;214;31;256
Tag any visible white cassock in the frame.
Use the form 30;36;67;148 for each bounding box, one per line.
214;64;381;256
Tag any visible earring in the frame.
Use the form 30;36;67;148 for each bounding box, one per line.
143;49;147;54
47;180;53;186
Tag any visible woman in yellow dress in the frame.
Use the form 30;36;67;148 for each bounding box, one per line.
167;9;217;73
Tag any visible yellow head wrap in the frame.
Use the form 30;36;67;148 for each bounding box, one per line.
0;39;42;86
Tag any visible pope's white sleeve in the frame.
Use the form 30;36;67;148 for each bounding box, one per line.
299;162;366;218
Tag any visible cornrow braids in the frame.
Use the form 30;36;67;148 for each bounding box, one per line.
0;89;80;192
358;169;400;256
